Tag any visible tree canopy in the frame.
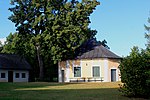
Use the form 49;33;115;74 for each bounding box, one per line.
144;17;150;47
7;0;100;80
119;47;150;98
119;16;150;99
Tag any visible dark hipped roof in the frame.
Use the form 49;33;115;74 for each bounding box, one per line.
0;54;31;70
76;45;121;59
75;39;121;59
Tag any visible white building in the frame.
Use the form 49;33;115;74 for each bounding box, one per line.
58;39;122;82
0;54;31;82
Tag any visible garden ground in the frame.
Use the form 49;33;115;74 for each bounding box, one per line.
0;82;148;100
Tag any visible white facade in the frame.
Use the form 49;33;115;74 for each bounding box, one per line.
0;69;29;82
58;59;121;83
0;70;8;82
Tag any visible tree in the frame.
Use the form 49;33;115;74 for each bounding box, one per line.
2;32;39;81
119;47;150;98
100;39;110;49
0;40;3;52
8;0;100;80
2;33;18;54
144;16;150;94
144;17;150;47
75;38;110;56
119;16;150;98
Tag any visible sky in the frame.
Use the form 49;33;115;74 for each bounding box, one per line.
0;0;150;57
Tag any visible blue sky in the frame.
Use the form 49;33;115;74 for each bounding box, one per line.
0;0;150;56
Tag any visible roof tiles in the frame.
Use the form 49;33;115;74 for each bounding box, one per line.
0;54;31;70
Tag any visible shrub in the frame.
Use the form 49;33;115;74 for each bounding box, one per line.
119;47;150;98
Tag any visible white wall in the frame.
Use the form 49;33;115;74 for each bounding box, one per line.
58;58;120;83
0;70;8;82
104;58;108;82
0;70;29;82
65;60;70;82
13;70;29;82
58;62;62;82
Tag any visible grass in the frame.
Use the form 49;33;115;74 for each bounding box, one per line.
0;82;148;100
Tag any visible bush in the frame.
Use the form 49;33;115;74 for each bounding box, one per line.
119;47;150;98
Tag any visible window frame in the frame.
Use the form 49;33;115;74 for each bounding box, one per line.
74;66;81;77
1;73;6;78
15;73;20;78
22;73;26;78
92;66;100;77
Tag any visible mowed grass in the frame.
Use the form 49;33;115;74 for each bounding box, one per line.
0;82;147;100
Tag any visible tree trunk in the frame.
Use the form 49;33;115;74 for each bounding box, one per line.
36;44;44;81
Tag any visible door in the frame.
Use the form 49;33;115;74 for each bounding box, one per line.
8;71;13;82
61;70;64;82
111;69;116;82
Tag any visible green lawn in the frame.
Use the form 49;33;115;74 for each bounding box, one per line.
0;82;147;100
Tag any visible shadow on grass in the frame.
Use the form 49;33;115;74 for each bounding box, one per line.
0;82;78;90
1;82;112;90
0;82;148;100
0;88;124;100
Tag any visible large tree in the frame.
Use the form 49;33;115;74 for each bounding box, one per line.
1;32;38;80
119;47;150;98
8;0;99;80
145;17;150;47
144;16;150;94
119;16;150;99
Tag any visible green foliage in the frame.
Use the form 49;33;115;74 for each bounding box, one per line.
8;0;99;62
119;15;150;99
7;0;100;81
2;33;38;80
2;33;17;54
144;16;150;90
145;48;150;92
119;47;150;98
144;17;150;47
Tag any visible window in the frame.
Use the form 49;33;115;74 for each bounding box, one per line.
15;73;19;78
74;67;81;77
1;73;6;78
22;73;26;78
93;66;100;77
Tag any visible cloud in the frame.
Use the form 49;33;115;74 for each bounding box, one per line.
0;37;6;45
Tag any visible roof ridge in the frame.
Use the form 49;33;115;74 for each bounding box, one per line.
76;44;121;59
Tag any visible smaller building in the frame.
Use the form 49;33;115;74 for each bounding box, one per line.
58;39;122;82
0;54;31;82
